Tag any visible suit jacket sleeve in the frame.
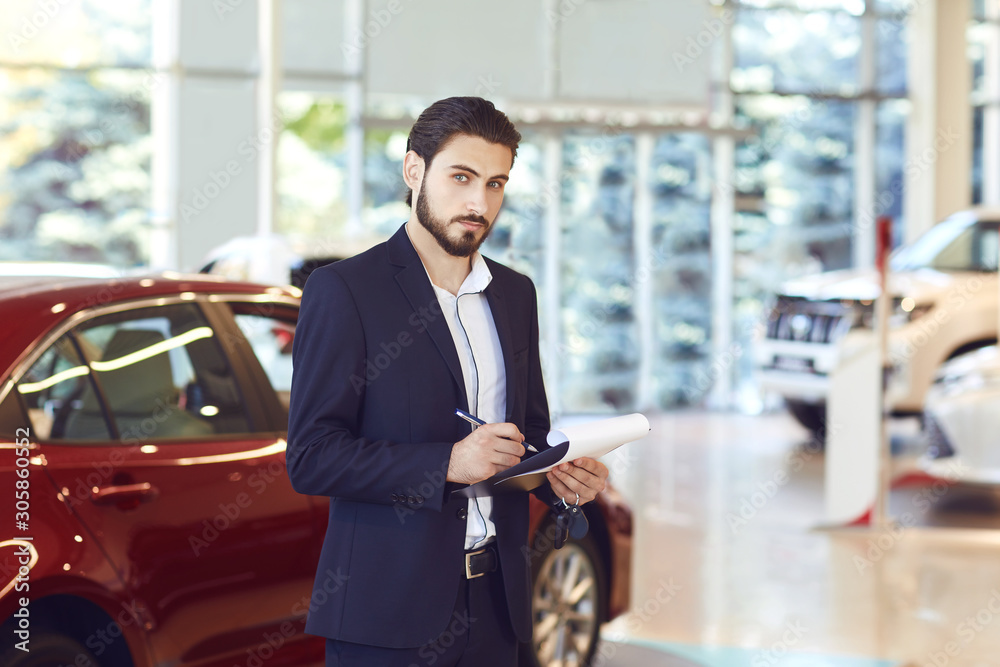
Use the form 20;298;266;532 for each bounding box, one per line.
286;267;455;511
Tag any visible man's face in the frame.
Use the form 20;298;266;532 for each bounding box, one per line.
413;134;512;258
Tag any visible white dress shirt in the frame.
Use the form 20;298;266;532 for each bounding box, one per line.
427;252;506;549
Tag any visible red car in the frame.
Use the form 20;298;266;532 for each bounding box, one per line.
0;272;631;667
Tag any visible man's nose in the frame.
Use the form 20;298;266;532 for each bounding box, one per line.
467;188;488;216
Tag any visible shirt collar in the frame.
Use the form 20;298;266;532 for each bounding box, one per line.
459;252;493;296
424;251;493;297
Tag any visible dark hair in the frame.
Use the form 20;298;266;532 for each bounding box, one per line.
404;97;521;206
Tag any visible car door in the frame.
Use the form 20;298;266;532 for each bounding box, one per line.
14;297;320;667
219;297;331;556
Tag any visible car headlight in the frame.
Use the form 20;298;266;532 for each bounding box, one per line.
890;297;933;327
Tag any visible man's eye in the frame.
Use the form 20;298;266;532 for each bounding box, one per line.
488;181;502;189
454;174;468;182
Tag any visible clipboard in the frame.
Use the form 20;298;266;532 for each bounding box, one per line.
450;413;649;499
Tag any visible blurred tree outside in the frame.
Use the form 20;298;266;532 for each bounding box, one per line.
0;0;151;267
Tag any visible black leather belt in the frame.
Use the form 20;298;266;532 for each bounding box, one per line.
464;542;498;579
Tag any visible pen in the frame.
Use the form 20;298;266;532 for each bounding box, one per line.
454;408;538;453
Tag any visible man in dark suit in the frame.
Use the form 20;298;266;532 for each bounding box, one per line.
287;97;609;666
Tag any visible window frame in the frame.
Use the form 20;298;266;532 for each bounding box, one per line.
213;298;301;433
0;294;281;446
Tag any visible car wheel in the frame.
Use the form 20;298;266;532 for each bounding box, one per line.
0;631;104;667
785;399;827;442
520;530;606;667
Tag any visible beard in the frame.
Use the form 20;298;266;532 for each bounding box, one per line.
415;186;492;258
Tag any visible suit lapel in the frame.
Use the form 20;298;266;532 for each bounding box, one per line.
388;227;466;406
485;276;516;422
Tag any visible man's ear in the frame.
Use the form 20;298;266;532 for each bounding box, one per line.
403;150;424;199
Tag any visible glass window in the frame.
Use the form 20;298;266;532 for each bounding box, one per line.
0;0;151;68
72;303;251;441
0;67;153;265
559;131;638;413
16;336;108;441
732;9;861;95
893;219;999;272
364;125;410;240
877;18;908;96
736;95;856;271
0;387;28;441
650;133;713;408
277;91;351;248
480;133;546;281
876;100;907;239
231;306;297;416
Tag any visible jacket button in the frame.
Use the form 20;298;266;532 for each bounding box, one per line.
407;495;417;504
390;493;398;502
456;508;467;520
416;495;425;503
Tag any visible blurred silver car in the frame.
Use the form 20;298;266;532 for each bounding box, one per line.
922;345;1000;484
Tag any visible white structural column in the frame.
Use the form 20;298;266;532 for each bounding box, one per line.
905;0;972;244
853;2;876;269
708;3;735;408
256;0;281;239
152;0;261;271
633;132;656;411
150;0;180;270
542;132;563;417
343;0;366;238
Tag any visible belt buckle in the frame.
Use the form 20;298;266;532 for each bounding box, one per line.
465;547;487;579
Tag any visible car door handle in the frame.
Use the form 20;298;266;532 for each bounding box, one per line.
91;482;158;506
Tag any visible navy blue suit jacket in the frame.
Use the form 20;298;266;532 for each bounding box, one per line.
286;224;553;648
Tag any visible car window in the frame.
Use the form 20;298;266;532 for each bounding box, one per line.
70;303;252;442
16;335;111;440
892;218;999;272
230;305;296;416
0;388;27;440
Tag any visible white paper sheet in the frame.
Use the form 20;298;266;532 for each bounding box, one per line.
513;413;650;476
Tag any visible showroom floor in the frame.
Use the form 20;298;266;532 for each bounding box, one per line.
587;411;1000;667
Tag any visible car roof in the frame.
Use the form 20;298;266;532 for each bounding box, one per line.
0;272;300;381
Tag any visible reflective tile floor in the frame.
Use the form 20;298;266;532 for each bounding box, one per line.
587;411;1000;667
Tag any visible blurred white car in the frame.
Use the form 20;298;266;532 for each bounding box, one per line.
755;208;1000;435
921;345;1000;484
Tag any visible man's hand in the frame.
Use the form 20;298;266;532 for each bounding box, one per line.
546;458;608;505
447;423;526;484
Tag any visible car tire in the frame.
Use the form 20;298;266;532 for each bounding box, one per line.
520;528;606;667
785;399;827;442
0;631;104;667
